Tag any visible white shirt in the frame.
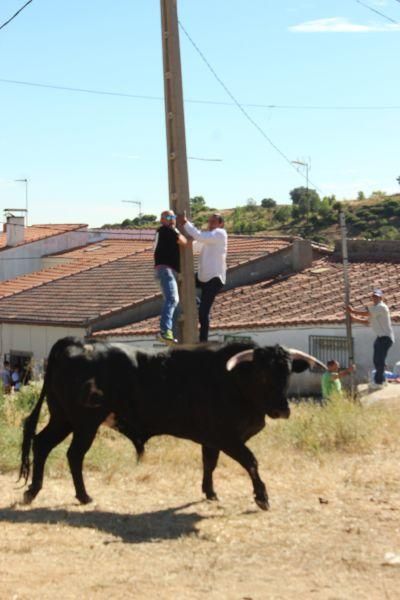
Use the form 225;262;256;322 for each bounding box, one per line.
368;301;394;341
184;221;227;284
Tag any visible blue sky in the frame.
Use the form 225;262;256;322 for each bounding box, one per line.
0;0;399;227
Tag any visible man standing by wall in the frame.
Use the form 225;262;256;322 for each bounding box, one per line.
178;213;227;342
154;210;187;344
348;288;394;389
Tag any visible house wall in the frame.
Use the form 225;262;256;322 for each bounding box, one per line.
0;229;89;281
0;323;86;375
226;240;313;290
213;324;400;395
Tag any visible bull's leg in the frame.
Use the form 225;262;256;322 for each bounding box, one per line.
23;420;72;505
66;423;101;504
222;443;269;511
201;446;220;501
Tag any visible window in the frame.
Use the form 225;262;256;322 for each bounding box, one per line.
309;335;352;367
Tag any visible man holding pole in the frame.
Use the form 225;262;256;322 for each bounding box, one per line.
178;212;227;342
154;210;187;344
347;289;394;389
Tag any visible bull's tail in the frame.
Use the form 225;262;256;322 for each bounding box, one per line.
18;383;46;483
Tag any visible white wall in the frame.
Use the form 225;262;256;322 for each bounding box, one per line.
0;323;86;375
0;229;89;281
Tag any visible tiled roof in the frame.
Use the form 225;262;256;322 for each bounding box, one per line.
0;224;87;249
0;234;296;326
93;257;400;337
0;250;157;326
0;239;153;299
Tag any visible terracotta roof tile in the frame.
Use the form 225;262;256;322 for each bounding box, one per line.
0;223;87;250
94;257;400;337
0;234;321;327
0;239;153;299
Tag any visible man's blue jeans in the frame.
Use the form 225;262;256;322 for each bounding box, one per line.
373;336;393;384
155;266;179;333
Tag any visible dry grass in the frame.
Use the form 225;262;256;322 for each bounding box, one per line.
1;392;400;598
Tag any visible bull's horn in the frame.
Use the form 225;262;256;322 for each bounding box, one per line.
288;348;327;370
226;349;254;372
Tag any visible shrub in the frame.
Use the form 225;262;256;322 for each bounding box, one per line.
267;396;377;455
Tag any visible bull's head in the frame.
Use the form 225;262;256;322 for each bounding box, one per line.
226;346;326;420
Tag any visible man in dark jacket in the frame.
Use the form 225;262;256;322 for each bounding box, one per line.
154;210;187;343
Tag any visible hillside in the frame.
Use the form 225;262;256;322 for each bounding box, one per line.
103;192;400;246
217;193;400;245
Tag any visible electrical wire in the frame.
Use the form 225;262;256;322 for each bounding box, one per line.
355;0;399;24
1;78;399;110
177;20;323;194
0;0;34;32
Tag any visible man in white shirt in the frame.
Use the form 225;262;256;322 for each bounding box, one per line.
179;213;227;342
348;288;394;387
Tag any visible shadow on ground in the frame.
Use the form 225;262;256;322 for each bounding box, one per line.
0;502;204;544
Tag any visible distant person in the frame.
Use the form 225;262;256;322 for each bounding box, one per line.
348;288;394;389
178;213;227;342
154;210;187;344
11;366;21;391
321;360;354;401
0;360;11;394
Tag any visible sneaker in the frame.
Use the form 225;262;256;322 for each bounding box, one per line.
368;382;384;392
158;330;178;345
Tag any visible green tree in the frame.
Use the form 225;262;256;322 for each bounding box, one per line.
190;196;209;215
289;187;321;217
245;198;257;211
357;191;365;201
261;197;276;209
274;205;292;223
369;190;386;201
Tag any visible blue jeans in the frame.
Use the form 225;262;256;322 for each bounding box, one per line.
373;336;393;384
155;266;179;333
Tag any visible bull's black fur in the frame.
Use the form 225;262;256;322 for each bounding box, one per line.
20;337;310;509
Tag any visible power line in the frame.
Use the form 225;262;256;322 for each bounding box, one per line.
1;78;399;111
0;0;34;32
177;20;323;194
355;0;399;24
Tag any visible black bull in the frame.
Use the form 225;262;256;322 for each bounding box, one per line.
20;337;324;510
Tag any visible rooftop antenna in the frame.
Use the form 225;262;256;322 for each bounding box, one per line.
122;200;142;218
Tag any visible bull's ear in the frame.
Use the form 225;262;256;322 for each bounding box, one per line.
291;359;310;373
226;349;254;372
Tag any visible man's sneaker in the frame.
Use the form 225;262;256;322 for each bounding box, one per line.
158;330;178;345
368;382;384;392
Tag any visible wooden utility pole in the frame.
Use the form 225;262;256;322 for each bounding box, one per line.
340;210;355;393
160;0;198;343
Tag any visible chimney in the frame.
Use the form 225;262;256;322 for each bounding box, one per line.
291;239;313;271
6;215;25;247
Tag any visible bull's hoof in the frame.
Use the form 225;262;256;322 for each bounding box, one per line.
76;494;92;505
22;490;35;505
255;496;270;511
206;492;219;502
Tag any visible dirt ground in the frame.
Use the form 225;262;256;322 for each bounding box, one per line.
1;423;399;600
